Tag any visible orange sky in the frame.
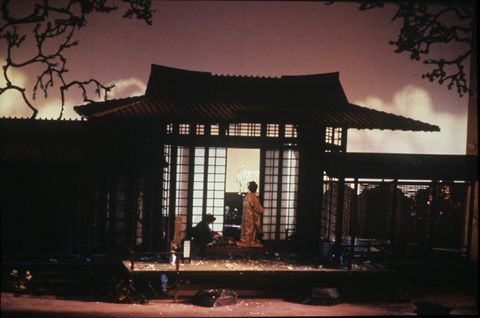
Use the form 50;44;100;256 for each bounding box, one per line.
0;1;472;154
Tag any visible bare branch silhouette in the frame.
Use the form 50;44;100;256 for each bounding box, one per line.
1;0;153;119
332;1;474;97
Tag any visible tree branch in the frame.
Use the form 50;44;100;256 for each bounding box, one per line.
351;1;474;96
60;79;115;119
1;0;153;119
0;85;39;119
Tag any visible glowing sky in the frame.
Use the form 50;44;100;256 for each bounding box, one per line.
0;1;471;154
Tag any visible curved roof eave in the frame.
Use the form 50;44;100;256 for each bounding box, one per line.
74;98;441;132
73;65;441;132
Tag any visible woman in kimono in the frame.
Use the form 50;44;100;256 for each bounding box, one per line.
237;182;264;247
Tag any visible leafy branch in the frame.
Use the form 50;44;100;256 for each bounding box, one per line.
0;0;153;119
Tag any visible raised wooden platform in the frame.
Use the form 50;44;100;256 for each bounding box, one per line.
122;245;395;300
123;258;391;273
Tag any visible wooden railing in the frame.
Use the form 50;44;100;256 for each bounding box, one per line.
124;247;183;302
124;246;182;271
343;247;393;270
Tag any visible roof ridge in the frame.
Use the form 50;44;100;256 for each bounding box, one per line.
212;73;279;79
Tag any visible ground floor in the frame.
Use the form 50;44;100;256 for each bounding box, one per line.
2;285;478;317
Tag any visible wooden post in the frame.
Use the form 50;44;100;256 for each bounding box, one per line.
174;252;181;303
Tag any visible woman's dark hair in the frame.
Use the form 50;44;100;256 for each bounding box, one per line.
248;181;258;193
205;214;216;223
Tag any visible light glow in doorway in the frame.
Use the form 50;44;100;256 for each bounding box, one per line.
226;148;260;193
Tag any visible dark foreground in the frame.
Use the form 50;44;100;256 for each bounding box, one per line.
2;244;478;317
2;285;479;317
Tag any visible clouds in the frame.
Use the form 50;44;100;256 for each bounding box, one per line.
108;77;146;99
347;85;467;154
0;73;146;119
54;77;146;119
0;68;32;118
0;1;469;155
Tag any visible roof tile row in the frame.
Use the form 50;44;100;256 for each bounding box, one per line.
74;65;440;132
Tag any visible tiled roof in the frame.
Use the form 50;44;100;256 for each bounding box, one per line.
74;65;440;132
0;118;87;163
336;153;478;181
0;118;167;167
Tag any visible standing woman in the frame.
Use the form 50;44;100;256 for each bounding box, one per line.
237;182;264;247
